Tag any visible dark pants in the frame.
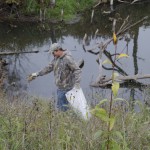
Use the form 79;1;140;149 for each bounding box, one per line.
57;89;70;111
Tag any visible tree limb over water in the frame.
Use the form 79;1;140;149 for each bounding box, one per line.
83;16;149;88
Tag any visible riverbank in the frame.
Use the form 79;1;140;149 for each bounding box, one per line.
1;0;150;25
0;0;96;24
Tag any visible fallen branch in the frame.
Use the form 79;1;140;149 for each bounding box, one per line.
91;74;150;88
117;0;130;3
118;0;142;4
0;50;40;56
91;80;147;88
104;74;150;82
0;48;78;56
131;0;140;4
93;0;102;8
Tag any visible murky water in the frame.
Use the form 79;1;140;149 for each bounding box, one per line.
0;2;150;104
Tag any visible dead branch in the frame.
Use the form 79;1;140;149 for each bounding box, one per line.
91;74;150;88
87;16;147;53
117;0;130;3
105;74;150;82
118;0;142;4
131;0;140;4
118;15;129;32
99;16;148;52
91;80;147;88
82;16;149;88
103;50;128;76
93;0;102;8
0;50;40;56
117;16;148;35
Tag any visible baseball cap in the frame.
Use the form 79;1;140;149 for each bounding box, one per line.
49;43;62;52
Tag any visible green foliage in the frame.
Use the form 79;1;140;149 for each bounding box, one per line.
47;0;95;20
91;105;115;131
25;0;39;13
0;92;150;149
1;0;96;21
90;29;147;149
91;97;150;149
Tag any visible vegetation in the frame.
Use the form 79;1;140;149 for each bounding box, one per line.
0;0;97;21
81;16;150;149
0;0;149;22
0;1;150;149
0;89;150;149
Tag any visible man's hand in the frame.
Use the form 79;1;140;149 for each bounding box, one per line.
74;83;80;89
27;73;38;82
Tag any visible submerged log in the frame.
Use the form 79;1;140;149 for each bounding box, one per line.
103;74;150;82
91;74;150;88
91;80;147;89
0;50;39;56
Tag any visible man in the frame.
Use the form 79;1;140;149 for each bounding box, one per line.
28;43;81;111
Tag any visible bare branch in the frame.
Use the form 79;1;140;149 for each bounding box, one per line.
100;16;148;52
0;50;39;56
93;0;102;8
117;0;130;3
131;0;140;4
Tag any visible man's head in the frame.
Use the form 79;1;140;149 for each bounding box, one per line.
50;43;65;57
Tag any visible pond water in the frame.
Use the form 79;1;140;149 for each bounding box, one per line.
1;2;150;105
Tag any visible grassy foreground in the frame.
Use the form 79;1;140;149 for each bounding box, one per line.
0;91;150;150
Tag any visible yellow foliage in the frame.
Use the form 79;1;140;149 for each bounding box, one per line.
113;32;117;45
117;53;129;59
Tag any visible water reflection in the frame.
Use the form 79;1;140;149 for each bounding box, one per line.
0;2;150;105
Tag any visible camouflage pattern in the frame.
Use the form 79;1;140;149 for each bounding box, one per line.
37;51;81;90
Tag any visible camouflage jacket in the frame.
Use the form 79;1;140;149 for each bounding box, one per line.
37;51;81;90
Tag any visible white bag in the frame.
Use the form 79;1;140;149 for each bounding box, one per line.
65;87;91;120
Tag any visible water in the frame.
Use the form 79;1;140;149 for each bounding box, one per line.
0;2;150;104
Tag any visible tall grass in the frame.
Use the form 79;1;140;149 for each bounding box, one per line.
0;90;150;149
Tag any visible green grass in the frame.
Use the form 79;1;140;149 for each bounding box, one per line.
0;90;150;149
46;0;96;21
2;0;97;21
